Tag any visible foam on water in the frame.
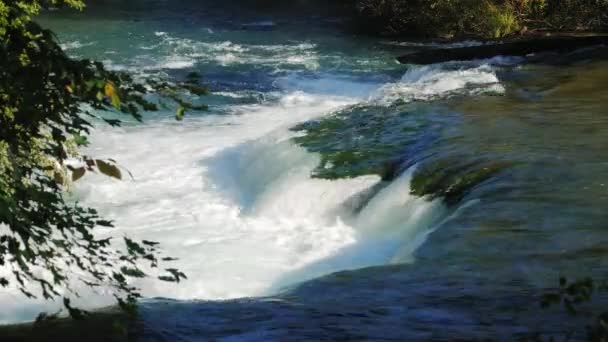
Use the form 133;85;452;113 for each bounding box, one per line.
0;81;361;323
96;32;320;72
373;63;505;105
134;32;320;71
274;73;382;98
0;50;506;324
267;167;448;293
59;40;96;51
381;40;487;49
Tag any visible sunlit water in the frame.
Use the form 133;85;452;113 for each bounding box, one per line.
2;1;608;339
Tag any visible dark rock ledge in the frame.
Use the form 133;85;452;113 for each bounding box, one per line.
397;34;608;65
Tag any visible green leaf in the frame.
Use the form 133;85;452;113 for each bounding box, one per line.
158;268;187;283
142;240;160;246
176;106;186;121
120;266;146;278
72;134;89;147
111;93;121;109
158;276;177;282
63;298;87;320
96;219;113;227
103;118;122;126
124;238;146;255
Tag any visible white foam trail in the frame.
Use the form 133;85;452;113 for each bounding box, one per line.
132;33;320;70
59;40;96;50
75;95;375;301
381;40;487;49
206;132;381;220
267;167;447;293
373;64;504;105
0;80;361;323
274;73;381;98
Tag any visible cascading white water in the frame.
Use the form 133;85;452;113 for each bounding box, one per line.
0;48;505;323
373;63;506;105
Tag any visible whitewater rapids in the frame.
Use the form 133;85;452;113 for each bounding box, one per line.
0;32;508;322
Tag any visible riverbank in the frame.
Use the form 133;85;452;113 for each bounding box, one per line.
351;0;607;39
0;310;129;342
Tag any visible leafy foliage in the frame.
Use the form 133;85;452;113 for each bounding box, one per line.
355;0;460;37
475;1;521;38
540;0;608;30
0;0;202;317
354;0;608;38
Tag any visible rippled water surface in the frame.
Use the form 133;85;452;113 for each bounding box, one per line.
4;1;608;340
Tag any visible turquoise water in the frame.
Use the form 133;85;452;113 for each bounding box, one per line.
5;1;608;339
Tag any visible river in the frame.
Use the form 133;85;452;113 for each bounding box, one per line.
3;0;608;340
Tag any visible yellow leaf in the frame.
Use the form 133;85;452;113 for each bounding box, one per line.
111;94;121;109
66;85;73;93
54;171;65;185
96;159;122;180
104;81;115;97
104;81;121;108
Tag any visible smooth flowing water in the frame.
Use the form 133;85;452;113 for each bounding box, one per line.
3;1;608;339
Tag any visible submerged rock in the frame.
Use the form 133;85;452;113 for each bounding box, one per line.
291;104;427;180
410;158;513;206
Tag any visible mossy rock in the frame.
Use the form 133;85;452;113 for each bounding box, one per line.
292;104;427;179
411;157;513;206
